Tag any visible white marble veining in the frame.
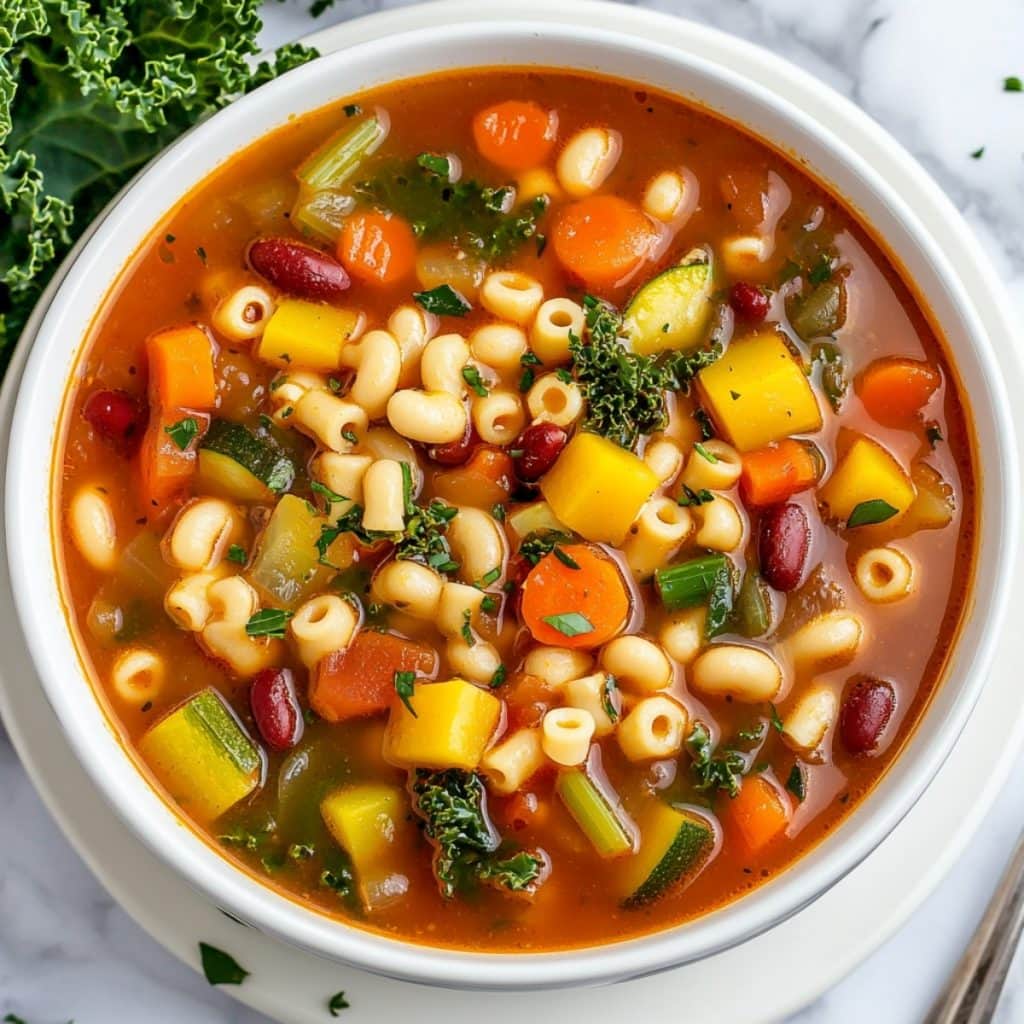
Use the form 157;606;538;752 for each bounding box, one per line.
3;1;1023;1021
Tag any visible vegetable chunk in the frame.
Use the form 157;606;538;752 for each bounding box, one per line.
698;331;822;451
819;435;915;523
385;678;502;770
624;249;713;355
540;432;658;544
258;299;362;371
139;689;261;822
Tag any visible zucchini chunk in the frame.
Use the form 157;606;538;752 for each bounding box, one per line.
138;689;262;822
624;247;714;355
198;419;295;501
620;801;716;907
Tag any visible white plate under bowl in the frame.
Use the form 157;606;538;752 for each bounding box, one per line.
3;1;1023;1019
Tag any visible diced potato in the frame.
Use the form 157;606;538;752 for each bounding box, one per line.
321;783;410;909
698;331;822;452
258;299;362;371
819;435;915;522
247;494;330;607
540;432;658;545
507;500;568;540
384;678;501;771
138;689;261;822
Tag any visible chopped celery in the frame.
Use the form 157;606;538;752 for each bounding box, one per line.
555;769;634;858
119;530;175;600
787;277;845;341
297;114;387;191
292;188;356;243
655;554;729;611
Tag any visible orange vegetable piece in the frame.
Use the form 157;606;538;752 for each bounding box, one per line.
472;100;558;171
338;211;417;286
146;325;217;410
137;409;208;507
740;439;822;507
727;775;790;853
311;631;438;723
520;543;631;649
552;195;655;291
856;357;942;427
433;447;514;508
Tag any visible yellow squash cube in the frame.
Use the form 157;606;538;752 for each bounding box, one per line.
321;784;410;910
540;432;659;545
698;331;822;452
258;299;362;371
385;678;501;771
139;689;261;822
819;435;915;522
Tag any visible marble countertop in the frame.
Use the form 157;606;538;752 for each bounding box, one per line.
3;0;1023;1021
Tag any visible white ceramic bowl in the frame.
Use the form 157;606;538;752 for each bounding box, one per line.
6;16;1019;991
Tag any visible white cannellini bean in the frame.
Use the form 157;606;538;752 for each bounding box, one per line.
68;484;118;571
692;644;783;702
556;127;622;197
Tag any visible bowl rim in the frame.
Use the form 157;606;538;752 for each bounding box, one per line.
6;15;1019;990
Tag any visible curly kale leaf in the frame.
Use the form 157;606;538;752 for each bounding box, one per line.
412;769;500;898
354;158;548;263
0;0;316;369
568;295;721;450
476;851;545;893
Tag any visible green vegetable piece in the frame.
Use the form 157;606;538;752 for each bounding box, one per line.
247;494;329;606
164;416;199;451
687;722;748;798
623;248;714;355
328;991;351;1015
736;570;771;638
786;763;806;802
847;498;899;528
245;607;293;638
297;115;385;190
1004;76;1023;92
200;419;295;497
555;769;633;858
413;284;471;317
476;850;545;893
199;942;249;986
541;612;593;637
654;553;729;611
787;278;846;341
622;804;715;907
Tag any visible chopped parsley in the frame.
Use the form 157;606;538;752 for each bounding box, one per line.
198;942;248;986
478;566;502;587
164;415;199;450
520;529;576;566
226;544;247;565
490;664;507;689
847;498;899;528
394;670;417;717
491;502;506;522
244;608;293;638
552;545;581;570
311;480;345;504
601;674;620;723
417;152;451;177
1004;76;1023;92
461;608;475;646
811;341;848;412
926;424;944;448
462;365;489;396
540;611;593;637
343;103;361;117
328;991;351;1015
769;704;784;733
677;485;714;507
970;146;985;159
414;283;471;317
693;441;718;463
687;722;748;798
786;763;806;802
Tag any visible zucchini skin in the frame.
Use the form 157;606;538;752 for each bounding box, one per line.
623;811;715;907
200;419;295;494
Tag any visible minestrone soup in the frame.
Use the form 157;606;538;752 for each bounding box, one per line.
57;69;976;951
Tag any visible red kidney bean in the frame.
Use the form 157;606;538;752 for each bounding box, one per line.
840;677;896;755
247;237;350;302
729;281;770;322
82;389;146;452
429;420;478;466
250;667;304;752
513;422;568;482
758;502;810;592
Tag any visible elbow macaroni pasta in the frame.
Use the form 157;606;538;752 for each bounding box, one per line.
291;594;358;668
481;728;544;795
617;695;688;762
361;459;406;533
472;390;526;446
213;284;275;342
526;374;583;428
530;298;584;364
854;547;915;603
480;271;544;324
110;647;165;705
386;388;467;444
541;707;596;766
292;389;368;451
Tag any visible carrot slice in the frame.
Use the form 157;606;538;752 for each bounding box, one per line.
338;211;417;286
520;543;631;649
740;439;822;506
552;195;655;291
311;631;438;723
138;408;208;507
856;357;941;427
727;775;790;853
146;325;217;410
472;100;558;171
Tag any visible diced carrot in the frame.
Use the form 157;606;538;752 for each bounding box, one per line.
856;357;942;427
553;196;655;292
727;775;790;853
310;631;438;723
740;439;822;506
146;325;217;410
433;447;514;508
338;211;417;286
472;100;558;171
137;409;208;507
504;672;560;731
520;543;631;649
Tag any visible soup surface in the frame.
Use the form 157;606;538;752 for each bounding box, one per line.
57;69;976;951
